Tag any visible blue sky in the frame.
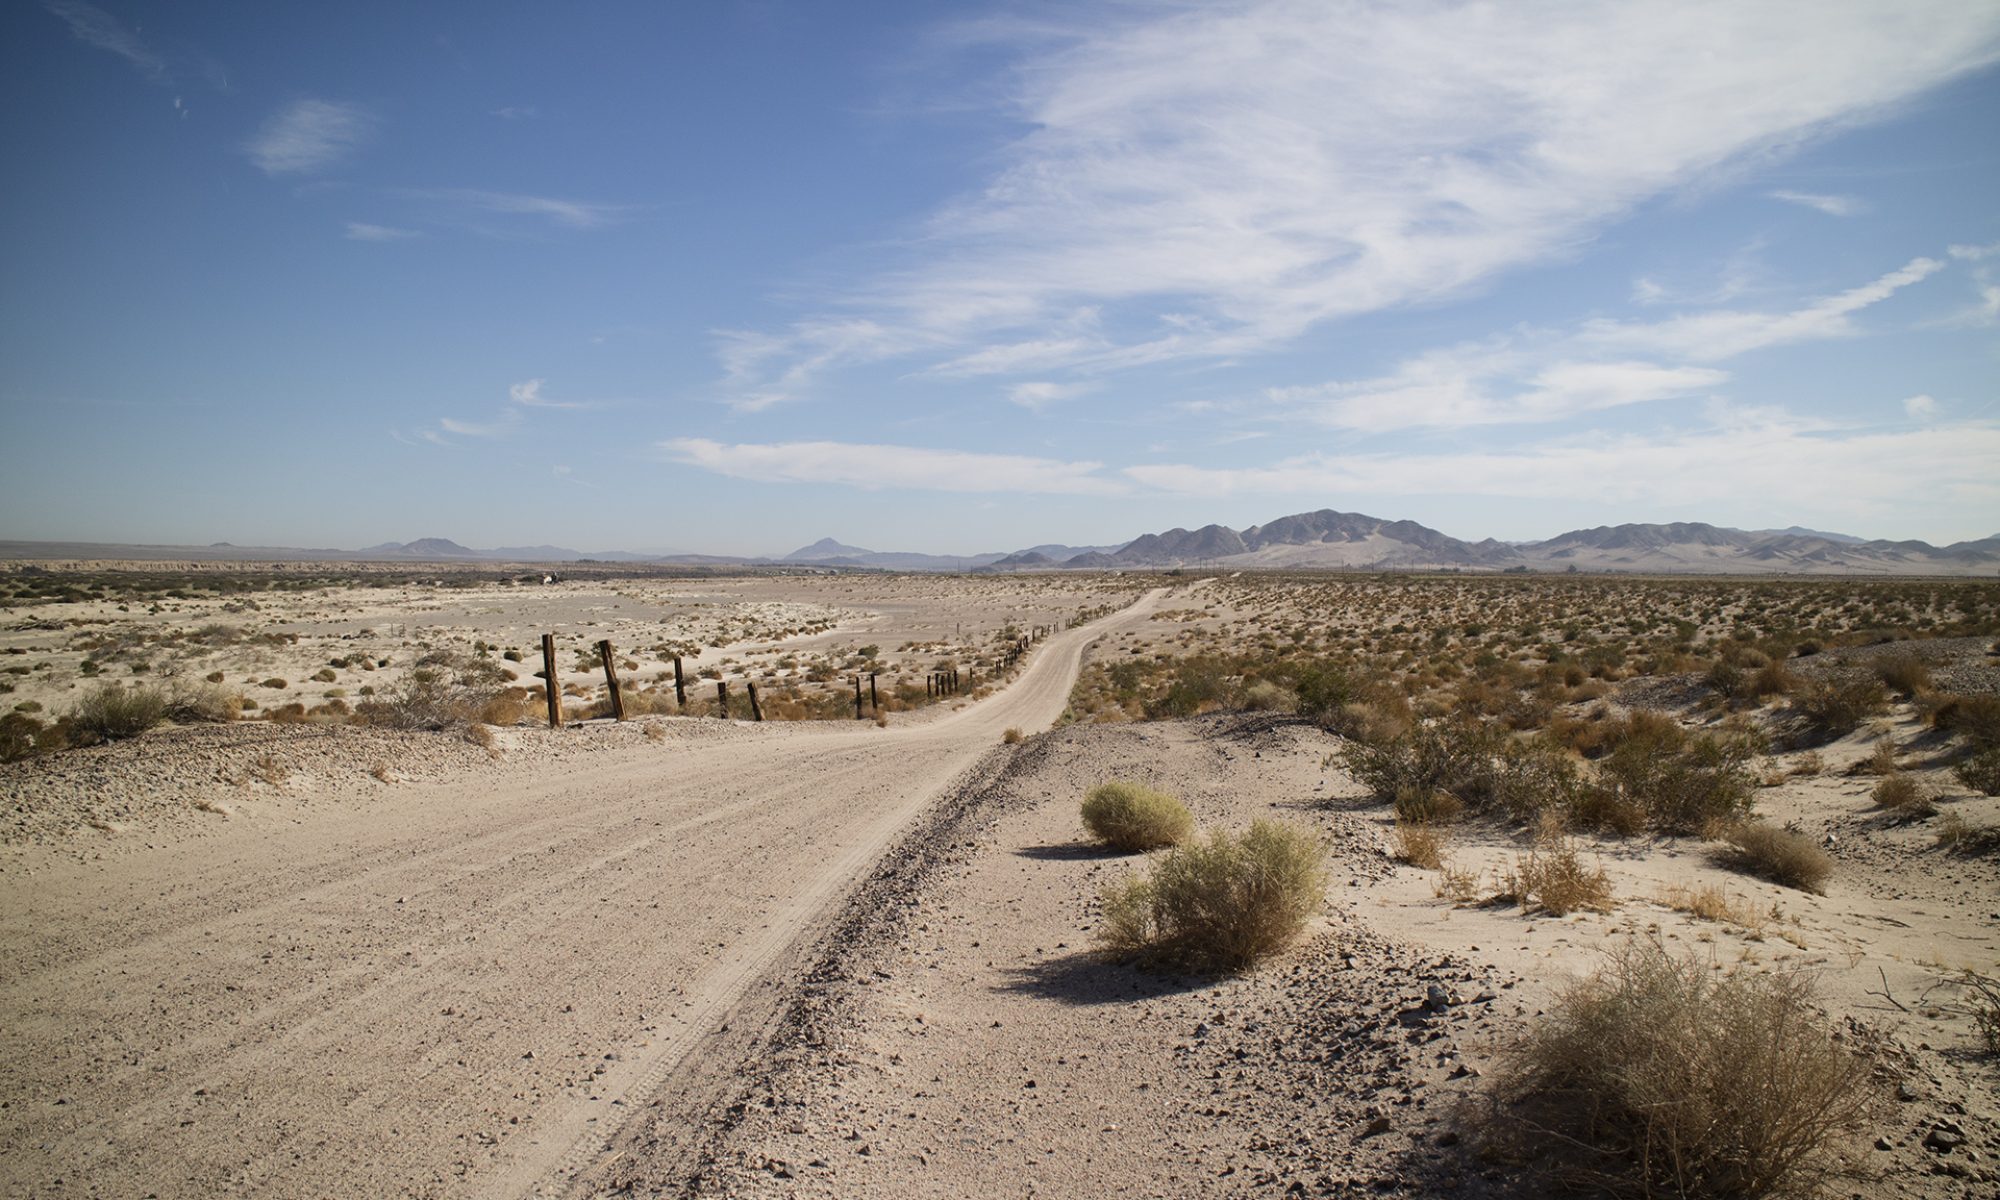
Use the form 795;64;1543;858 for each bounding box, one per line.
4;1;1998;556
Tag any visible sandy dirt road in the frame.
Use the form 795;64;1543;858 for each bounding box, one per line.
0;588;1172;1199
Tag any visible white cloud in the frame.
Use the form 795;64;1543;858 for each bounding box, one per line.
721;1;2000;401
344;221;419;242
43;0;163;77
1768;189;1865;216
247;100;373;175
1904;393;1938;418
1007;380;1095;410
405;188;631;230
1122;416;2000;521
661;438;1123;495
438;411;521;438
1578;256;1944;360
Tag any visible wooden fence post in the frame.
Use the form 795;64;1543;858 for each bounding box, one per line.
869;673;879;711
541;633;563;729
747;681;763;721
597;639;625;721
717;680;728;718
673;656;686;708
854;675;864;719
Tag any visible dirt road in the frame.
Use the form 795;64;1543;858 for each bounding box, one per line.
0;589;1170;1198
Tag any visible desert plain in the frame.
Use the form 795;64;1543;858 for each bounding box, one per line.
1;563;1996;1199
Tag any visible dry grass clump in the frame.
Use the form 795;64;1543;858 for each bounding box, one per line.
1930;693;2000;748
1936;811;2000;856
1391;818;1449;869
1498;823;1613;916
1873;652;1931;698
1098;820;1326;973
1002;726;1023;745
1491;939;1875;1199
66;684;171;741
1080;780;1195;852
1713;821;1833;894
1869;774;1934;817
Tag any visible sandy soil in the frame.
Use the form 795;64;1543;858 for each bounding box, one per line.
0;589;1170;1198
684;711;1997;1199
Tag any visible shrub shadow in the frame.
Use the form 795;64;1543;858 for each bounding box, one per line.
995;949;1215;1007
1014;842;1126;861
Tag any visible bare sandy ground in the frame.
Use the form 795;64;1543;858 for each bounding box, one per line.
689;713;1997;1199
0;589;1169;1198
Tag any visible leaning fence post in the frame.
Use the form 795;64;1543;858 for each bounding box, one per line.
747;681;763;721
541;633;563;729
673;655;686;708
597;639;625;721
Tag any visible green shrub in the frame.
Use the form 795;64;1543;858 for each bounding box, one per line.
1494;940;1874;1199
1340;718;1502;807
1714;821;1834;894
1793;677;1887;738
1596;720;1755;835
67;684;169;741
1080;781;1195;852
1098;820;1326;973
1291;663;1356;724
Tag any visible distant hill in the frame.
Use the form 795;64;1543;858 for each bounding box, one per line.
1052;509;2000;577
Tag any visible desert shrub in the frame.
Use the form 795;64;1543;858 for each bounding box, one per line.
1596;719;1755;835
1937;811;2000;856
0;712;55;762
1498;826;1613;916
1932;968;2000;1055
1745;659;1799;701
1953;748;2000;796
1714;821;1833;894
1486;737;1588;823
261;677;287;689
1146;657;1229;718
1850;740;1897;777
1080;781;1195;852
1873;653;1930;698
1290;663;1356;724
1793;677;1887;739
353;673;483;731
1341;718;1502;807
1931;693;2000;749
1098;820;1326;973
67;684;169;741
1391;818;1448;869
1869;774;1933;816
1240;680;1296;713
1393;785;1465;824
163;682;241;724
1001;726;1023;744
1494;940;1874;1199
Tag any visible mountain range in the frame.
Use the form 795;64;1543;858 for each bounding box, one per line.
4;512;1997;575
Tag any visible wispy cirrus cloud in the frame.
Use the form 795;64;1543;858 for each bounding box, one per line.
402;188;633;230
660;438;1124;495
1577;256;1944;360
247;99;374;175
1270;255;1945;432
718;1;2000;405
344;221;419;242
43;0;162;77
1007;380;1096;410
1768;189;1865;216
407;378;593;446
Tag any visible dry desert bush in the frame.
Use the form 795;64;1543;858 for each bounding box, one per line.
1869;773;1935;817
1098;820;1326;973
1496;822;1614;916
1490;939;1875;1199
1713;821;1834;894
1390;817;1449;870
1080;780;1195;852
1935;811;2000;856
